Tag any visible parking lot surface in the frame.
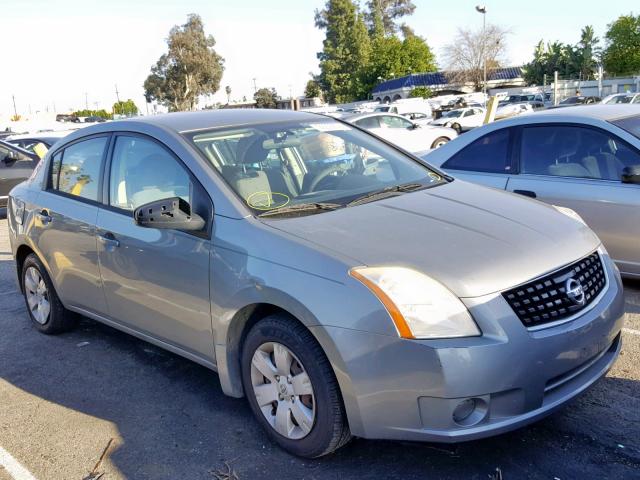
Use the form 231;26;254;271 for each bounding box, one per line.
0;216;639;480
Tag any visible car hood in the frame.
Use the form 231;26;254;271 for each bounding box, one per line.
264;180;601;298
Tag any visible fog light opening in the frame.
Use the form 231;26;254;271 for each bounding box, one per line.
452;397;488;427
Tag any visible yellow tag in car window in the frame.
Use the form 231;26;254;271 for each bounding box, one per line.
33;142;48;159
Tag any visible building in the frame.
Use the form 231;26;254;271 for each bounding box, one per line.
372;67;525;102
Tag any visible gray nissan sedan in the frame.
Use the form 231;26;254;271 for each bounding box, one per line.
7;110;625;457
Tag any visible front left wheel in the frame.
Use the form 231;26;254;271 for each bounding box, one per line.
241;314;351;457
431;136;450;149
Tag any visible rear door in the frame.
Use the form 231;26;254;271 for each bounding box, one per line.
32;135;109;313
95;134;214;360
440;128;516;189
507;124;640;275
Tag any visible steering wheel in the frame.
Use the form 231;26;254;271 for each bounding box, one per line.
306;164;347;193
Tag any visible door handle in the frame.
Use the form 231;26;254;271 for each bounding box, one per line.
513;189;537;198
97;232;120;249
37;209;53;225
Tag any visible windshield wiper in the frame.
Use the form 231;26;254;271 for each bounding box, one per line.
257;202;342;218
346;183;426;207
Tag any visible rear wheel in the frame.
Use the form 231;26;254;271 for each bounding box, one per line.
21;254;77;334
241;314;351;457
431;136;450;149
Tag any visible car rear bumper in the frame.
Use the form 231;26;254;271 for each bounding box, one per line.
312;253;625;442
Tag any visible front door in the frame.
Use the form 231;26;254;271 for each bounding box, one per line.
507;124;640;276
96;134;214;360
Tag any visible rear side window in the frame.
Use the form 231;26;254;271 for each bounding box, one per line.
54;137;107;201
355;117;380;129
50;152;62;189
442;129;512;173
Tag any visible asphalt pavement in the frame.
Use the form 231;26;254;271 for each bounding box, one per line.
0;215;639;480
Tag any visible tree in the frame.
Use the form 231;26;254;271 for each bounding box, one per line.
575;26;601;80
304;80;322;98
225;85;232;103
112;99;139;116
362;34;436;94
254;88;279;109
143;14;224;111
442;24;509;91
603;14;640;76
315;0;372;103
409;86;432;98
365;0;416;36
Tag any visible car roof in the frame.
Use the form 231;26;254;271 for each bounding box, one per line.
125;109;324;133
531;104;640;121
343;112;407;122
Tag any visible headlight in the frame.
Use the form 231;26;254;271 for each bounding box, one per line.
350;267;481;339
553;205;587;226
10;197;25;225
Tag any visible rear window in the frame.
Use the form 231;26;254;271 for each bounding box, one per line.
610;115;640;140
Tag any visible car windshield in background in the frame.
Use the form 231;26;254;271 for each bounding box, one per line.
611;115;640;140
184;119;446;217
441;110;463;118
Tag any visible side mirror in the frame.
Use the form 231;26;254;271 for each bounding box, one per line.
134;197;205;231
622;165;640;184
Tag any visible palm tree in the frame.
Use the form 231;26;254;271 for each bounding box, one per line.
225;85;231;104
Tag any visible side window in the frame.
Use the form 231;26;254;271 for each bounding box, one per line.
443;129;511;173
109;136;192;211
355;117;380;129
463;110;475;117
379;115;413;129
56;137;107;201
520;125;640;180
0;144;34;167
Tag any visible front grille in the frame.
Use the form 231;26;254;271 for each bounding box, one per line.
502;252;607;328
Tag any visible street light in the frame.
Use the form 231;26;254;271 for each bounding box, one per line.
475;5;487;98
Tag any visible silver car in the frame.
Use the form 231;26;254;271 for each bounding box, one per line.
7;110;625;457
422;105;640;279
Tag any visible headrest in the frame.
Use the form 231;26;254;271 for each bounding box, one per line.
236;135;269;164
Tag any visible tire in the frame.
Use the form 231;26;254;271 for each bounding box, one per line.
21;254;77;334
451;123;462;134
241;314;351;457
431;136;450;149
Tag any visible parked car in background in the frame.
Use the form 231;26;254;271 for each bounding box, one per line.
421;105;640;278
7;109;625;457
429;107;486;133
553;96;601;107
601;93;640;105
6;131;72;153
0;140;40;208
55;114;80;123
374;98;432;118
344;112;457;150
84;115;108;123
495;102;534;119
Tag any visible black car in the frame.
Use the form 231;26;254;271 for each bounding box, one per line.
84;116;107;123
0;140;40;208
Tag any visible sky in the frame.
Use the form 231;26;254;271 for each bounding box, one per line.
1;0;638;116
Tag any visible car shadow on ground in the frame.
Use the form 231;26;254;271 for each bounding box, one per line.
0;256;639;479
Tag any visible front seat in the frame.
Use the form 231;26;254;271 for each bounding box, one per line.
224;136;272;204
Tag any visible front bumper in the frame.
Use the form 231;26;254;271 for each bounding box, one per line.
311;254;625;442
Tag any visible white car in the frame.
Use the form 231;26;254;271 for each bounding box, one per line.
601;93;640;105
344;112;457;150
429;107;486;133
495;102;534;120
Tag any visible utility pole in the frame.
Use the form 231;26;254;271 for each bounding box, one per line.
475;5;488;98
12;94;18;118
84;92;89;110
115;84;121;103
252;78;257;93
553;70;559;105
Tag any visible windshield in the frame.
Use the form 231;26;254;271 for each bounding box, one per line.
610;115;640;140
185;118;446;216
441;110;463;118
605;95;632;104
374;106;391;112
